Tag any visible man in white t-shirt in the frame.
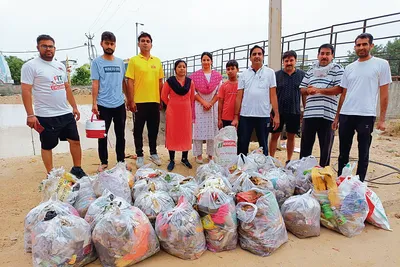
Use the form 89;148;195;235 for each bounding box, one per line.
232;45;280;156
21;34;87;178
332;33;392;181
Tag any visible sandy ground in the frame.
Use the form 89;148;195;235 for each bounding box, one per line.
1;94;400;266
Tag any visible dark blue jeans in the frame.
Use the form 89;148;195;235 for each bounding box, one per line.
237;116;270;156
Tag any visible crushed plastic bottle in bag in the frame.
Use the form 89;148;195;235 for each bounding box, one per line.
155;196;206;260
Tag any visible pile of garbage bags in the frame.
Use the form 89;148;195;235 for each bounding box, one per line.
236;189;288;256
286;156;318;195
155;196;206;260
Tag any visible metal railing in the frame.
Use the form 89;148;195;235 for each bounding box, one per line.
162;12;400;78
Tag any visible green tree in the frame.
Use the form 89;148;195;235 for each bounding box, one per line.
71;63;91;86
5;56;25;84
386;38;400;75
345;44;384;66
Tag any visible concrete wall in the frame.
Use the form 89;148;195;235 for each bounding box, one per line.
383;81;400;119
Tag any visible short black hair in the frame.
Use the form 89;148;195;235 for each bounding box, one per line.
101;31;116;42
201;52;213;61
355;33;373;44
138;32;152;43
318;44;335;54
282;50;297;60
250;45;265;56
226;59;239;69
36;34;55;45
174;59;187;71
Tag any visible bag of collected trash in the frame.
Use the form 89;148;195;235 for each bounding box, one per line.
281;190;321;238
199;174;233;194
247;148;283;171
338;162;391;231
132;178;169;201
262;168;295;207
134;164;166;182
155;196;206;260
84;190;131;230
197;187;238;252
228;153;258;174
163;172;189;190
196;160;230;184
92;206;160;266
286;156;318;195
214;126;238;167
230;171;273;193
24;195;80;253
92;164;132;204
73;176;97;217
31;211;96;267
40;168;80;205
134;190;175;222
169;177;199;205
236;189;288;256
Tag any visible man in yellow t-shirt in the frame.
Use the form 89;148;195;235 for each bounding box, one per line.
126;32;164;168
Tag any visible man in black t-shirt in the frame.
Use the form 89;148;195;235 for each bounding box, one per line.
269;51;305;164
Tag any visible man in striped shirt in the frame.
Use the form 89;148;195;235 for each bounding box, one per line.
299;44;344;166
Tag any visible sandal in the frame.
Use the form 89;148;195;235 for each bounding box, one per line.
195;156;204;164
97;164;108;172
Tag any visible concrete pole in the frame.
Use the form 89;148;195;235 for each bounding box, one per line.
268;0;282;71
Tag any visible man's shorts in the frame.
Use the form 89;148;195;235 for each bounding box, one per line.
37;113;80;150
270;113;301;134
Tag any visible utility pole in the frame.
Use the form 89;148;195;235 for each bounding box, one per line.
268;0;282;71
85;33;97;63
135;22;144;55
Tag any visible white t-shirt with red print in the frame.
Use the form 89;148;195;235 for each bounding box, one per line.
21;57;71;117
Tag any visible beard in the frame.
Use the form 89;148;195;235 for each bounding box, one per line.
40;52;54;61
103;48;114;55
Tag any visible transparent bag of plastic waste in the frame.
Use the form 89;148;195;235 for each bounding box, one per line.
24;194;80;253
247;148;283;171
198;173;233;194
281;190;321;238
40;167;80;205
134;164;166;182
134;190;175;222
92;205;159;266
132;178;169;201
230;171;273;193
31;211;97;267
236;189;288;256
168;177;199;205
84;190;131;231
197;187;238;252
73;176;97;217
195;160;230;184
286;156;318;195
262;168;295;207
155;196;206;260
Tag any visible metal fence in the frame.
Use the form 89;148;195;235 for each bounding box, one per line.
162;12;400;79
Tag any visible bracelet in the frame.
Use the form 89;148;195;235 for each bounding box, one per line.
27;114;36;118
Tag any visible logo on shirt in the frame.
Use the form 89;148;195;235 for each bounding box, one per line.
51;75;65;91
104;66;121;73
151;65;156;69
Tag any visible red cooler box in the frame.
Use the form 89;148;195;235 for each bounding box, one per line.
86;114;106;138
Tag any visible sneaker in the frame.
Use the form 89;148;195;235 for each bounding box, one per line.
181;159;193;169
136;157;144;168
195;156;204;164
167;160;175;171
70;166;87;179
149;154;162;166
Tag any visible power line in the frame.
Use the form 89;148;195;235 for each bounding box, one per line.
88;0;113;32
0;45;86;54
93;0;128;34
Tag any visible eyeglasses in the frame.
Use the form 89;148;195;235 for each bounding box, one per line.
40;45;55;50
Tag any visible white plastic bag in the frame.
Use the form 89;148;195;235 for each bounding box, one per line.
73;176;97;217
24;195;80;253
262;168;295;207
168;177;199;205
195;160;230;184
281;191;321;238
134;190;175;222
155;197;206;260
134;164;166;182
286;156;318;195
92;165;132;204
132;178;169;201
40;168;79;205
32;212;96;267
214;126;238;167
92;206;159;266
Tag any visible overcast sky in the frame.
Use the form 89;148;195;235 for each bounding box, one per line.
1;0;399;66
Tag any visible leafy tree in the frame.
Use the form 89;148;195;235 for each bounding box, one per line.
71;64;91;86
5;56;25;84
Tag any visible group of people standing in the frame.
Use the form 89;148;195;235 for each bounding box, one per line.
21;31;391;181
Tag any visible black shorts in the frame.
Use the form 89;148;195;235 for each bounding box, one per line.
270;113;300;134
37;113;80;150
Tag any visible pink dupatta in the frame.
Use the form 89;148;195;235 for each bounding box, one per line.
190;69;222;121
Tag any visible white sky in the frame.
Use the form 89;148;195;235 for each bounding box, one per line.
1;0;399;66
